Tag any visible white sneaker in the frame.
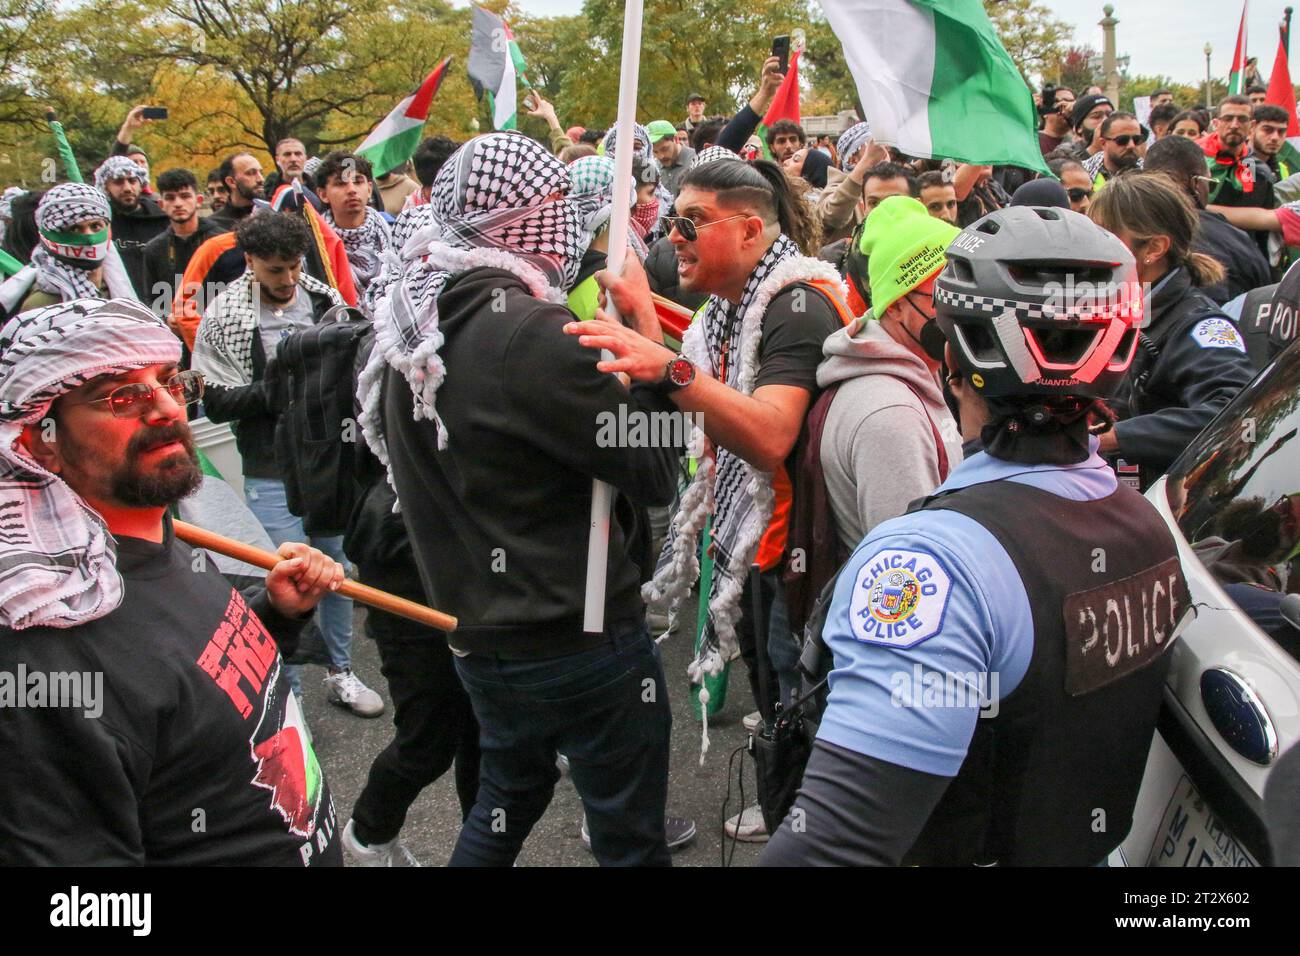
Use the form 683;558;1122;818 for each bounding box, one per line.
341;819;420;867
323;669;385;717
742;710;762;734
724;804;769;843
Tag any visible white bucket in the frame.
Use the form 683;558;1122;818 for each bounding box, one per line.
191;416;245;501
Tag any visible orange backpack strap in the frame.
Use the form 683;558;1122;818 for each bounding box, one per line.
805;278;857;328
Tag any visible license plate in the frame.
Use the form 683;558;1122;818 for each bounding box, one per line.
1147;775;1258;867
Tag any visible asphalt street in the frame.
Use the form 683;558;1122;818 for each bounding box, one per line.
305;597;768;867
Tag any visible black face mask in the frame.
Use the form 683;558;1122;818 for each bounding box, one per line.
900;295;948;361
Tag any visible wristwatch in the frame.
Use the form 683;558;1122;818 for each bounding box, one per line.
657;356;696;393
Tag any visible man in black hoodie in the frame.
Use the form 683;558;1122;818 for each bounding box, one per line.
94;155;169;297
363;132;683;866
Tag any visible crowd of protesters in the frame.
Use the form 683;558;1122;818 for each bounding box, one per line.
0;47;1297;868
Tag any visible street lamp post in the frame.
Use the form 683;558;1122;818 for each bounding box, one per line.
1204;43;1213;110
1101;5;1120;105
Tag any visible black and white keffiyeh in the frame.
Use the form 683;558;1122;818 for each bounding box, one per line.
642;234;848;680
94;156;147;190
690;145;740;168
30;183;137;303
324;206;392;294
836;122;872;170
358;132;595;465
191;269;341;388
0;298;181;629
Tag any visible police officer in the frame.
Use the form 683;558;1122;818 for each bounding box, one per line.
1235;254;1300;370
1090;172;1257;490
760;206;1191;867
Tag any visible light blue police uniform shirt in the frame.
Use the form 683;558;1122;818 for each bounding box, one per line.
816;436;1119;777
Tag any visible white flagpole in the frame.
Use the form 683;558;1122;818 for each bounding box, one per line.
583;0;644;633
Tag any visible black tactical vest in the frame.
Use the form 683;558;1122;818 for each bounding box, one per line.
902;478;1191;866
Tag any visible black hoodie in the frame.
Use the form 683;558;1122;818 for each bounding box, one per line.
109;194;169;296
384;267;685;657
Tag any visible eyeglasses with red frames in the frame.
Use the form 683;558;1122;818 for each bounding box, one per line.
69;370;205;418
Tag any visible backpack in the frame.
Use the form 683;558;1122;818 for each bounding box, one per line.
273;304;371;536
783;356;951;635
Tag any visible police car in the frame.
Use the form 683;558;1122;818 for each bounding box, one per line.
1115;342;1300;867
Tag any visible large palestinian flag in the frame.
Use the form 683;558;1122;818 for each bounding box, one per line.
815;0;1048;173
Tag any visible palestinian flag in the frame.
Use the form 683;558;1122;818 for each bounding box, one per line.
355;57;452;177
1266;17;1300;176
1229;2;1249;95
754;48;801;161
814;0;1048;173
469;6;529;131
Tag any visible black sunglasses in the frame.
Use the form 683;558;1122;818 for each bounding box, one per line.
1067;187;1093;202
661;214;747;242
71;370;205;419
1106;134;1142;147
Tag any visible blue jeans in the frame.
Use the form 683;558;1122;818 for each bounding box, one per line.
244;478;354;688
449;624;672;867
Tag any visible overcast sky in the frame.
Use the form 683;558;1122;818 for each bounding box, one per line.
470;0;1288;86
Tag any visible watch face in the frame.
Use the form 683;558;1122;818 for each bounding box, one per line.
668;357;694;386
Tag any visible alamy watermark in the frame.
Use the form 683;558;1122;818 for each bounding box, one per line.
890;664;1000;718
0;664;103;718
596;405;703;448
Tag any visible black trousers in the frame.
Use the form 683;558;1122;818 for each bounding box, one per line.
350;606;481;846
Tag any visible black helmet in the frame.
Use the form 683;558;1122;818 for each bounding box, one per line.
934;205;1140;401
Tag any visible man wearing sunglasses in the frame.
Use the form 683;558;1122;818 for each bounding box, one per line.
1080;112;1144;190
568;158;850;845
0;298;346;864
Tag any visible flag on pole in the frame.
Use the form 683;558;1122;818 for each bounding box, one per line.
814;0;1048;173
1266;14;1300;175
751;48;802;161
1229;1;1250;94
355;57;452;176
469;6;529;131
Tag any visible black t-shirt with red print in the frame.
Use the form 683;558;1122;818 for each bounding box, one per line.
0;515;341;866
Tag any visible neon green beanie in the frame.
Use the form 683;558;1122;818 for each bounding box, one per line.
858;195;960;316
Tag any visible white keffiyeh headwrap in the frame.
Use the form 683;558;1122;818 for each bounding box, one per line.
30;183;137;303
836;122;872;170
0;298;181;629
358;132;597;473
94;155;148;190
642;234;847;681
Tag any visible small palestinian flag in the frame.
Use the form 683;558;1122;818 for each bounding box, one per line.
1228;2;1249;95
1266;16;1300;177
356;57;452;177
468;6;529;131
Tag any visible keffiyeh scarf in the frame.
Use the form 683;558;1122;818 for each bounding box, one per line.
94;155;147;190
358;132;596;468
642;235;848;680
30;183;136;303
691;145;740;168
325;206;392;293
567;155;648;259
193;269;340;387
0;298;181;629
837;122;872;170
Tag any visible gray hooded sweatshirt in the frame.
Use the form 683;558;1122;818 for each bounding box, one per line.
816;315;965;553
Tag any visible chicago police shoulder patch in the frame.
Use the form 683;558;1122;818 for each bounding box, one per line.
1190;316;1246;353
848;547;953;648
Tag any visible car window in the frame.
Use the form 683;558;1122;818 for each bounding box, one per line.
1166;345;1300;658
